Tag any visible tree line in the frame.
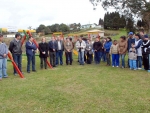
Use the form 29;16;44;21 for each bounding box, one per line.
36;23;81;35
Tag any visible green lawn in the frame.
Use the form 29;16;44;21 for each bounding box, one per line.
1;55;150;113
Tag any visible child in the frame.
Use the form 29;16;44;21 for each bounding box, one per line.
129;43;137;70
110;40;119;67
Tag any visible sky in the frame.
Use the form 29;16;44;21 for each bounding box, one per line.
0;0;109;29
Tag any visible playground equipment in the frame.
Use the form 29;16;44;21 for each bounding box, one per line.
8;52;24;78
7;30;53;79
52;32;64;40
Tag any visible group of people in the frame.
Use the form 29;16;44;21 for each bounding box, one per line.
0;31;149;80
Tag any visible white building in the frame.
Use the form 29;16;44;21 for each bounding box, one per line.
81;23;97;29
87;29;105;38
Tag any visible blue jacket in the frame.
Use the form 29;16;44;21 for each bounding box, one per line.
127;38;135;51
25;41;37;56
49;41;58;52
104;41;112;53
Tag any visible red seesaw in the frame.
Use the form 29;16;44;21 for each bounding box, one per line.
8;52;24;78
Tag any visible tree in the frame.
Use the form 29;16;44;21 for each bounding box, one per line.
36;24;46;33
99;18;104;26
104;12;126;29
59;23;70;32
126;17;136;33
90;0;150;33
28;26;32;30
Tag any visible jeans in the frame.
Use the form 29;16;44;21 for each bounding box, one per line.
106;53;111;65
56;50;63;65
137;56;142;68
49;52;56;66
27;55;35;72
0;58;7;78
129;59;137;69
78;51;84;65
112;54;119;66
40;57;47;69
12;54;22;74
95;51;102;64
65;52;72;65
120;54;125;68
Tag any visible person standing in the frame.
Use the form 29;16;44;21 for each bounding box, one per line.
49;37;58;67
104;37;112;66
76;36;86;65
141;35;150;72
127;32;135;67
56;36;64;65
118;36;127;68
110;40;119;67
135;33;143;69
129;43;137;70
64;38;73;65
102;38;107;62
93;37;102;64
85;39;93;64
9;33;22;75
0;34;8;80
25;36;37;73
39;37;49;69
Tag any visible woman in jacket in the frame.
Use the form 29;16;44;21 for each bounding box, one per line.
64;38;73;65
104;37;112;66
85;39;93;64
39;37;49;69
135;33;143;69
118;36;127;68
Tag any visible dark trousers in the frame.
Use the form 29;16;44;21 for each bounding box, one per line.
143;54;150;70
27;55;35;72
86;52;92;64
50;52;56;66
106;53;111;65
65;52;72;65
56;50;63;65
40;57;47;69
12;54;22;74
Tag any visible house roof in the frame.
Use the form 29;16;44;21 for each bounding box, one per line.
87;29;105;34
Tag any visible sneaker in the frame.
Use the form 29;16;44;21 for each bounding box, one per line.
112;66;114;67
3;76;8;78
138;68;142;70
130;68;132;70
134;69;137;70
122;66;125;68
14;73;18;76
116;66;119;67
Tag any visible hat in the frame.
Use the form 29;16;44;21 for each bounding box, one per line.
144;35;149;38
128;32;133;35
0;34;3;37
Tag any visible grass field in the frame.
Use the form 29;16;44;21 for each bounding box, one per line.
1;55;150;113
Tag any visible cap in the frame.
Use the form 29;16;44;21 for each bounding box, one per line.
128;32;133;35
144;35;149;38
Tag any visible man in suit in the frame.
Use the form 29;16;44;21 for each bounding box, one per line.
56;36;64;65
25;36;37;73
49;37;58;67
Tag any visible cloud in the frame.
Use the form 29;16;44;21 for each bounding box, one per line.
0;0;106;29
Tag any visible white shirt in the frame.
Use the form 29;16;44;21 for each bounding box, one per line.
58;41;61;50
